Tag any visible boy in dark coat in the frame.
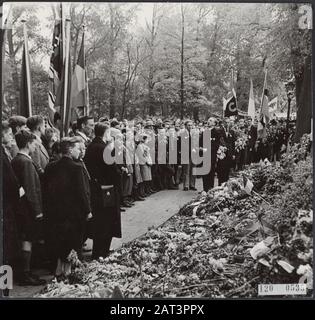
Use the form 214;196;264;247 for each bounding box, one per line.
11;130;46;285
2;122;21;294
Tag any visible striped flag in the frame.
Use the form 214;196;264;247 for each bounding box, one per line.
268;96;278;120
71;30;89;120
19;22;32;118
258;92;270;138
54;19;72;137
48;4;63;123
257;68;268;139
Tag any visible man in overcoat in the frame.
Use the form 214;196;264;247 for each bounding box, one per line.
84;122;122;260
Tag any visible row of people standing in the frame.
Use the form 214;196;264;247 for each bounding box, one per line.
2;113;293;287
2;116;123;285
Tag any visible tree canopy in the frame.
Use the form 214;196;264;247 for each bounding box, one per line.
2;3;312;129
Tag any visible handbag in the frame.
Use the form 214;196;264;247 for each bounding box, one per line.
100;184;116;208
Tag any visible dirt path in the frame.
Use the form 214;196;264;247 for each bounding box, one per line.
9;179;203;298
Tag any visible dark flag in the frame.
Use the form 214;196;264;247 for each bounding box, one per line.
19;22;32;118
224;89;238;117
48;4;63;124
55;19;72;137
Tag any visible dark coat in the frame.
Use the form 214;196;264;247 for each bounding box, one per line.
218;127;236;162
84;137;122;238
29;137;50;175
247;125;258;150
11;153;43;241
199;128;220;167
43;156;91;260
2;147;21;264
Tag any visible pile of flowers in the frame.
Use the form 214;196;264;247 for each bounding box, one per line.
37;135;313;298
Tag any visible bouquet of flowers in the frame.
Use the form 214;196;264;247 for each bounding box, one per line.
235;136;248;152
217;145;227;160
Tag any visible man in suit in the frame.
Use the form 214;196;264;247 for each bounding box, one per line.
26;115;49;176
84;122;122;260
2;122;21;295
11;130;46;286
199;117;220;192
43;137;92;279
216;118;236;185
76;116;95;146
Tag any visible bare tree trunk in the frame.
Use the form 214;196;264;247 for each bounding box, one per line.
109;3;116;118
147;4;162;116
180;4;185;119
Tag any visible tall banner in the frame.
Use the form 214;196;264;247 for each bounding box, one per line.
257;69;268;138
19;21;32;118
48;3;63;124
268;96;278;120
71;29;89;120
55;19;72;137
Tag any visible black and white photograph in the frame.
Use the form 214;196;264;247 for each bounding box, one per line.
0;1;313;300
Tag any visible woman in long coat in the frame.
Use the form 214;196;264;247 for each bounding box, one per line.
84;123;122;260
43;137;91;278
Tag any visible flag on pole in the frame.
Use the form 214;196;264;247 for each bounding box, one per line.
48;4;63;124
19;21;32;118
55;19;72;137
71;29;89;120
224;89;238;117
258;92;270;138
248;78;255;121
257;68;268;138
268;96;278;120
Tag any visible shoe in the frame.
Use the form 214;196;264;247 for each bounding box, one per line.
121;202;132;208
134;196;145;201
189;187;197;191
19;272;46;286
183;187;188;191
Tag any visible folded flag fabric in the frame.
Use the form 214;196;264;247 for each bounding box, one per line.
243;175;254;195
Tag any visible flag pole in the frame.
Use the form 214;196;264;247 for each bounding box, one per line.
82;24;89;116
61;3;66;64
62;18;71;137
21;20;32;116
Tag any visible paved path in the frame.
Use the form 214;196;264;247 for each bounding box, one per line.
9;179;202;298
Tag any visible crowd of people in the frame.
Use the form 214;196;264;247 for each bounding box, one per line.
2;112;295;286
